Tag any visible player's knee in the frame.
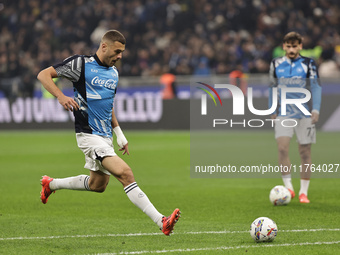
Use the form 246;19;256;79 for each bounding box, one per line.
91;184;107;193
278;145;289;157
88;180;108;193
97;187;106;193
119;167;135;186
299;145;311;161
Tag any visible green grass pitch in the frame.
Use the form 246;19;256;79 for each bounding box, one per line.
0;130;339;254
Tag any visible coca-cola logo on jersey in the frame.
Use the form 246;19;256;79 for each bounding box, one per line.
91;76;117;89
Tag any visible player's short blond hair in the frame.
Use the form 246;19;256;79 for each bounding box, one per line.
283;32;302;44
101;30;126;45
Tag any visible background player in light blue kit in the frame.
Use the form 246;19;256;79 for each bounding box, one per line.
269;32;322;203
37;30;180;235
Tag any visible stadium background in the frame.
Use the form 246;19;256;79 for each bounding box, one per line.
0;0;340;131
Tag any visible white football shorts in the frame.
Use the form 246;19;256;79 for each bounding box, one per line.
76;132;117;175
275;117;316;144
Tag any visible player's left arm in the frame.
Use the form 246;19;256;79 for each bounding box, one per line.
112;108;129;155
309;59;322;124
268;59;278;119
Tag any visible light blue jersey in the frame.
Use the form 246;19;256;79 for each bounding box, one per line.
269;55;322;118
53;54;119;137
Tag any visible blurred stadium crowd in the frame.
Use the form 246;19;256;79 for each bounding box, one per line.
1;0;340;98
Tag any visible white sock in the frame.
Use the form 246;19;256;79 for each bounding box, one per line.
299;179;310;196
282;174;294;191
49;175;90;191
124;182;163;228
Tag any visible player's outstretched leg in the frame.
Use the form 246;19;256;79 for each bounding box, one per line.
161;208;181;236
40;175;55;204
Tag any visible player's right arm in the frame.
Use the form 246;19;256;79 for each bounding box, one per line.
112;108;129;155
308;59;322;124
37;66;79;111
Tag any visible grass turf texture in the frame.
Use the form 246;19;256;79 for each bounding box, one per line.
0;130;339;254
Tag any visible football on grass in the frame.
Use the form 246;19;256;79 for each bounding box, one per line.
269;185;291;205
250;217;278;242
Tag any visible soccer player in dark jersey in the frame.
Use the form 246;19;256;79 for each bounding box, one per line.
37;30;180;235
269;32;322;203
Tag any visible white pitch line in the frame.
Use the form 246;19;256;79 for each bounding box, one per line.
95;241;340;255
0;228;339;241
0;232;162;241
186;228;340;235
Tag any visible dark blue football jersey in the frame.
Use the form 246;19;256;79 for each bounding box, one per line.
53;54;118;137
269;55;322;118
